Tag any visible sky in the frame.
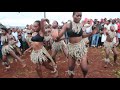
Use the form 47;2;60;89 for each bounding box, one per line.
0;12;120;27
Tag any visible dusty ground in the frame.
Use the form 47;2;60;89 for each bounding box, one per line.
0;46;120;78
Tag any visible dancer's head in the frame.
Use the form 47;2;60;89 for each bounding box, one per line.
92;25;98;31
73;12;82;23
1;27;8;35
8;29;12;34
52;21;58;29
33;20;41;32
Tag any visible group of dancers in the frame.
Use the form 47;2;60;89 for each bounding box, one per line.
0;12;119;78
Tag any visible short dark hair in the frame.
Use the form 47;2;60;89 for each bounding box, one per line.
54;20;58;25
108;20;111;23
1;27;8;33
97;21;99;23
73;12;77;16
92;25;98;30
34;20;41;27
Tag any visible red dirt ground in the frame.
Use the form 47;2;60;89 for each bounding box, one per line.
0;47;120;78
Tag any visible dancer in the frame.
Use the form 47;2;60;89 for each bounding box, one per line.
55;12;98;78
1;27;26;71
24;19;58;78
44;24;52;50
8;29;22;56
51;21;68;64
104;26;119;68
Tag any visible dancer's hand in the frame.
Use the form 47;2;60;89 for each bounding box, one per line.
14;41;18;43
114;43;119;47
54;36;60;42
23;50;28;55
41;18;49;24
106;32;109;35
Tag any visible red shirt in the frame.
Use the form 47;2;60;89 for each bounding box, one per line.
117;24;120;33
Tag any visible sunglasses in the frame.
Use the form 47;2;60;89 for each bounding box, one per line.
28;33;32;34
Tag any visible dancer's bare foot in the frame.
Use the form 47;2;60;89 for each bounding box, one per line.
20;59;26;68
51;69;59;78
22;63;26;68
15;59;17;62
76;61;80;68
84;75;88;78
4;65;10;72
109;62;113;66
113;62;120;66
53;70;59;78
9;59;14;63
104;64;108;68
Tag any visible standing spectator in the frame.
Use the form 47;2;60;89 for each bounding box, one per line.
104;20;111;31
12;28;21;48
17;29;23;52
0;30;2;60
98;20;103;47
22;29;29;52
91;21;100;47
110;20;118;44
101;27;107;46
117;21;120;46
100;20;111;47
110;20;118;31
84;19;93;47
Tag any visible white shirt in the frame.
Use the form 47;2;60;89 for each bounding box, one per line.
22;32;27;42
101;34;107;42
110;24;118;31
109;24;118;43
85;25;93;33
104;24;111;31
12;32;18;40
12;32;21;47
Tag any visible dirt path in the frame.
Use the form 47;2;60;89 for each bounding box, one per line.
0;47;120;78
